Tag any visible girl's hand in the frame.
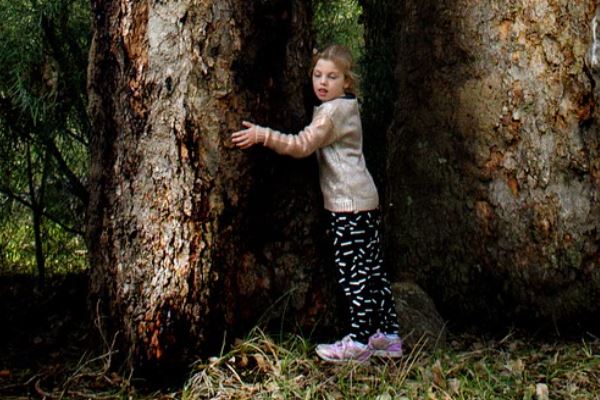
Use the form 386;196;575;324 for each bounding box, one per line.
232;121;260;149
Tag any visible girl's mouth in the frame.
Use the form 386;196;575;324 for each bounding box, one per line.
318;89;328;97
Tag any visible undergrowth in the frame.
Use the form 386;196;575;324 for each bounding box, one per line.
2;281;599;400
182;329;600;400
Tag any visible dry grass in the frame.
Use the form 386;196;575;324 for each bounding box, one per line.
183;329;600;400
183;329;425;400
3;319;599;399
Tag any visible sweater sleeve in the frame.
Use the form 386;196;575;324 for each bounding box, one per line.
258;111;335;158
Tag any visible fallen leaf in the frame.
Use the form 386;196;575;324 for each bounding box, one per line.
506;358;524;375
236;354;249;368
252;353;269;372
448;378;460;394
427;386;438;400
535;383;549;400
431;359;445;388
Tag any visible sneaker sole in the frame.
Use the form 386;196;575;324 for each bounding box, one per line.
373;350;403;358
317;356;371;365
315;350;371;364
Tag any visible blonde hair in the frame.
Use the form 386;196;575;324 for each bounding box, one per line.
312;44;359;95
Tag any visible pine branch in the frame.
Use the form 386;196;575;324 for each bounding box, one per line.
0;94;89;206
0;184;84;236
42;136;89;205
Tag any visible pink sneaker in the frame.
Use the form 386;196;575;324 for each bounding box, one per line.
315;335;372;363
368;330;403;358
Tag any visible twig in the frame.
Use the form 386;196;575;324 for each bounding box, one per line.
42;301;125;399
393;332;428;387
224;362;245;386
64;390;121;399
35;378;57;399
59;348;118;391
0;382;25;392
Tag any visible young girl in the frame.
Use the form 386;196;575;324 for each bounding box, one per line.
231;44;402;363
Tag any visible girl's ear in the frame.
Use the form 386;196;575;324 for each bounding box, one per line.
343;77;350;89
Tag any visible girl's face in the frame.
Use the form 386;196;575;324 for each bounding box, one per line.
312;58;349;102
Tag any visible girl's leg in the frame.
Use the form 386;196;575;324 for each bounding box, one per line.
328;212;374;344
363;210;400;335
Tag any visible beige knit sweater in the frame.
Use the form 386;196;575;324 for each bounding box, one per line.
255;97;379;212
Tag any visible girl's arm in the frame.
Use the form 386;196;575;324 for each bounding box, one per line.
231;112;334;158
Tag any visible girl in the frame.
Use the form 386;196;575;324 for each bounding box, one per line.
231;44;402;363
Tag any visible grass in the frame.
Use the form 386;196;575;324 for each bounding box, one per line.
182;329;600;400
2;275;598;400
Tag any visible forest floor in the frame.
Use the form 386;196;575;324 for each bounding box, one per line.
0;273;179;399
1;274;600;399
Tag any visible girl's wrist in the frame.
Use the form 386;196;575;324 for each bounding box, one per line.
255;127;265;144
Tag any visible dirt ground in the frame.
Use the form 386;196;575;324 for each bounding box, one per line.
0;274;89;397
0;274;160;399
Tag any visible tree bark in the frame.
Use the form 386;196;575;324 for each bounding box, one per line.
27;144;49;289
86;0;327;368
385;0;600;324
359;0;398;191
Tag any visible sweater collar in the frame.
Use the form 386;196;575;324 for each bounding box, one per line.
318;93;356;105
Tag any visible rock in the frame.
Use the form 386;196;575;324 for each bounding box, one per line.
392;281;447;351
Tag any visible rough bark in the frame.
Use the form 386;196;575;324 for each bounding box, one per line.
385;0;600;325
86;0;327;368
359;0;398;191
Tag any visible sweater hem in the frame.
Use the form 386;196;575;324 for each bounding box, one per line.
323;199;379;213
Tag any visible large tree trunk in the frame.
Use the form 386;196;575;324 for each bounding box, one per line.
86;0;327;368
359;0;398;191
385;0;600;324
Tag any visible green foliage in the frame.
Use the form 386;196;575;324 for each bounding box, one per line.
313;0;364;63
0;0;90;125
0;0;91;278
0;203;87;276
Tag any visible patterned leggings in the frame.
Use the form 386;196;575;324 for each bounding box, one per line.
328;210;400;343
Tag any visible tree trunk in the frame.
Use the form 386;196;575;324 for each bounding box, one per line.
359;0;398;192
385;0;600;325
86;0;327;368
27;144;48;289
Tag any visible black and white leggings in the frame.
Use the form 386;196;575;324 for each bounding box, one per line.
328;209;400;343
